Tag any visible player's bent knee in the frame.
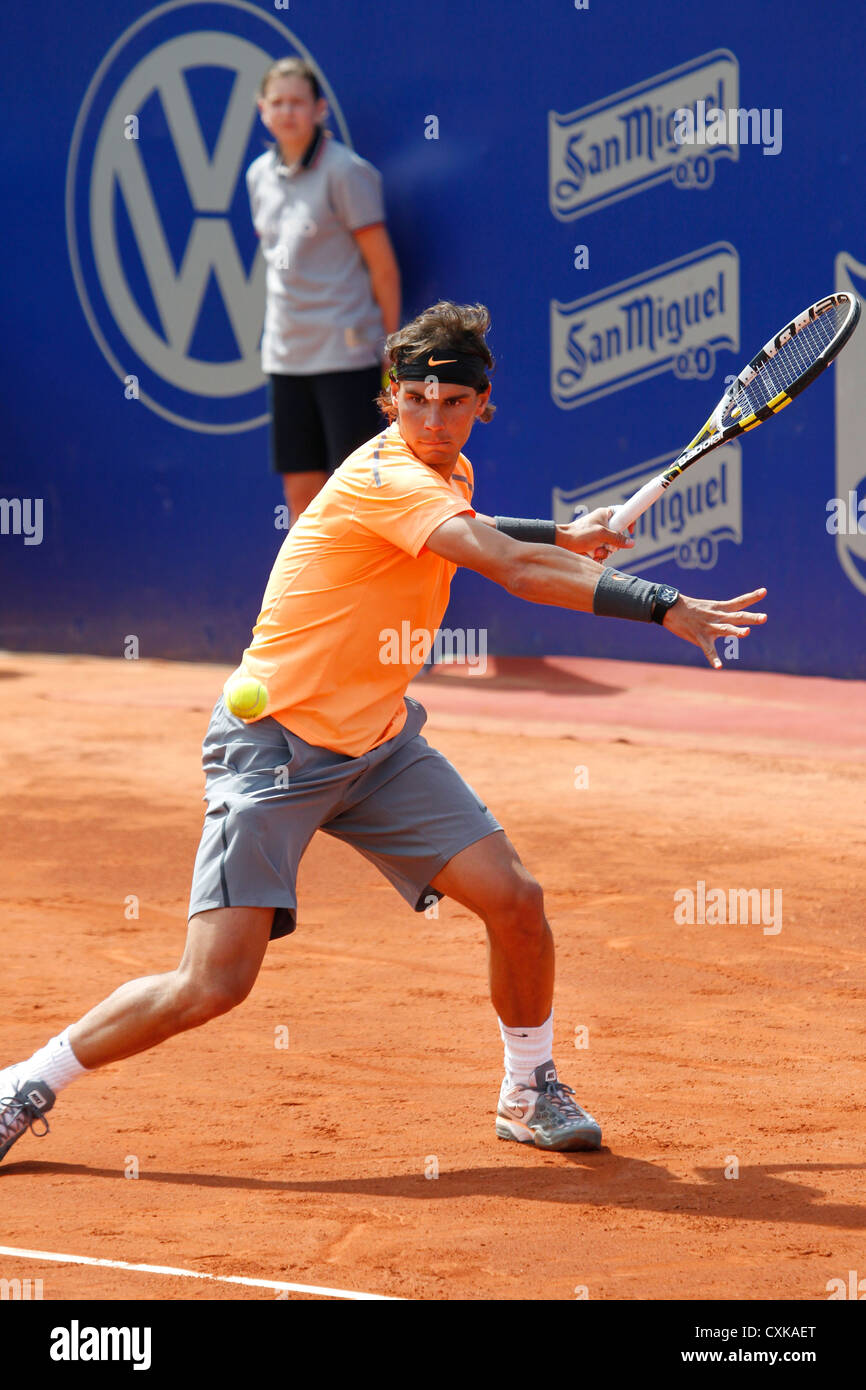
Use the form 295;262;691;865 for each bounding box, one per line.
485;874;545;933
171;971;252;1028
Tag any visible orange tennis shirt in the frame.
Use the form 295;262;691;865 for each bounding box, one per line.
225;422;475;756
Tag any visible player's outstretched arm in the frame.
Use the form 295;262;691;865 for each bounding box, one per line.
425;514;767;670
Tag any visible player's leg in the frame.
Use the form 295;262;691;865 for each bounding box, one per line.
429;834;601;1152
428;831;553;1026
68;905;274;1068
0;906;273;1162
269;372;329;526
2;700;314;1163
321;698;601;1151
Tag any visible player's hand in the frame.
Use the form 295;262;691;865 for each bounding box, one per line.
662;588;768;669
557;507;634;560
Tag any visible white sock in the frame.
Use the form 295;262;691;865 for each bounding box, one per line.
499;1012;555;1088
12;1027;89;1096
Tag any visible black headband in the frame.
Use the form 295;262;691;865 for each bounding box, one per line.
390;349;489;391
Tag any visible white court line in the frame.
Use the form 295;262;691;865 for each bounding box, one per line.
0;1245;400;1301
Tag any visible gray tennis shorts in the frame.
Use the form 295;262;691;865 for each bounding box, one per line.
188;694;502;940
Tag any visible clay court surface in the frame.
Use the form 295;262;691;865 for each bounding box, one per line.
1;650;864;1302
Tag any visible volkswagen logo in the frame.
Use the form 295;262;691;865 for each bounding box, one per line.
66;0;352;432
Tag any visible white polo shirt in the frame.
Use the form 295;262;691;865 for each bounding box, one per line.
246;129;386;375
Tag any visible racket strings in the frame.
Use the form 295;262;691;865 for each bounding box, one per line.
727;303;849;423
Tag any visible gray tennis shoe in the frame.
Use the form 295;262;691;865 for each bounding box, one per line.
496;1061;602;1151
0;1076;55;1163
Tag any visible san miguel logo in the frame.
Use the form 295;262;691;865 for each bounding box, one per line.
549;49;739;220
552;444;743;574
65;1;351;433
551;242;740;410
833;251;866;596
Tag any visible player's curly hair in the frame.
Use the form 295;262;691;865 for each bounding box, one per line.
377;301;496;422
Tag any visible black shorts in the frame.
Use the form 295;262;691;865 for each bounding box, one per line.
268;366;383;475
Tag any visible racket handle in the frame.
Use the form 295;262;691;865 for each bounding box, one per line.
608;475;667;532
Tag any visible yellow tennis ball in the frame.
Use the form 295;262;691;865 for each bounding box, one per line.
226;677;268;720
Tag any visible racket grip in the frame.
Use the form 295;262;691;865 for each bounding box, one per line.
608;475;667;532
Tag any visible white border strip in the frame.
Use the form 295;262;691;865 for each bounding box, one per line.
0;1245;400;1301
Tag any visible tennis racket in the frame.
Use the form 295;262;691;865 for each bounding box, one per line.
606;291;861;535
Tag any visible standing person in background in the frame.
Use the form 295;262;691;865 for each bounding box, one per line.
248;58;401;526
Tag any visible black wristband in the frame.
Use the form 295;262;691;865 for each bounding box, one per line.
592;568;657;621
494;516;557;544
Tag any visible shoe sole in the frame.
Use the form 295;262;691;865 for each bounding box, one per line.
495;1115;602;1152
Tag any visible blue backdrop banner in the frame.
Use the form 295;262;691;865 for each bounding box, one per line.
3;0;864;676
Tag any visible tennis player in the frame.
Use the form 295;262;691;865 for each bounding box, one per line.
0;301;767;1161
